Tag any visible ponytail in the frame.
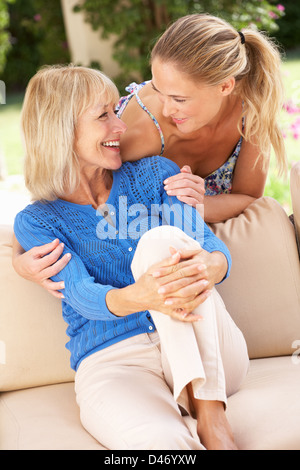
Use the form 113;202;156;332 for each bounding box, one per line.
236;29;287;175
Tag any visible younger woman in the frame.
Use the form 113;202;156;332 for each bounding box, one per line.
118;14;287;223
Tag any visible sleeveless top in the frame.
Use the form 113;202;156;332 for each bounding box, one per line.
116;81;244;196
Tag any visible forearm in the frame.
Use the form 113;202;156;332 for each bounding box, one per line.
106;283;147;317
106;249;228;318
203;193;256;224
12;235;25;258
207;251;228;285
12;235;32;279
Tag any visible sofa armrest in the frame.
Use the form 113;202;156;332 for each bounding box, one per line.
0;225;74;392
291;162;300;256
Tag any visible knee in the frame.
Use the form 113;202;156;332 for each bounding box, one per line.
131;225;200;280
137;226;185;253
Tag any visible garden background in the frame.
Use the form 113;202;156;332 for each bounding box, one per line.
0;0;299;224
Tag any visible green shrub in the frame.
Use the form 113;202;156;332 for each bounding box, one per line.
74;0;285;89
273;0;300;50
0;0;69;91
0;0;15;74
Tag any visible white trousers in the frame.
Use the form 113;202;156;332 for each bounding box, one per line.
75;226;249;450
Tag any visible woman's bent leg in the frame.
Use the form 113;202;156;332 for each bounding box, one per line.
131;226;249;413
75;332;204;450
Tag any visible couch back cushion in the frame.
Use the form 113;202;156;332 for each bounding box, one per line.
213;197;300;359
0;225;74;392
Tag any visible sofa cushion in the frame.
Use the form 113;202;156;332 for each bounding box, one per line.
1;357;299;450
227;356;300;450
0;224;74;392
212;197;300;359
0;382;104;450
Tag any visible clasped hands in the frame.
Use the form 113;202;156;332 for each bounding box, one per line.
131;246;226;322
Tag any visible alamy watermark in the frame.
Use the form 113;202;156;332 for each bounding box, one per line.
95;197;205;243
0;80;6;104
292;340;300;365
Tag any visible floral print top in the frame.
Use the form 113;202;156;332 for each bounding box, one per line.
204;136;243;195
117;81;244;196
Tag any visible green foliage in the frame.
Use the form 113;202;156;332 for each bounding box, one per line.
1;1;42;91
74;0;285;87
0;0;15;73
1;0;70;91
272;0;300;50
264;163;291;213
33;0;70;65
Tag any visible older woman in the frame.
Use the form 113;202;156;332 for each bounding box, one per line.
13;65;248;450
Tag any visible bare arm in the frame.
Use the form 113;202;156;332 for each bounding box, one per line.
164;140;269;223
203;193;256;223
204;140;269;223
12;235;71;299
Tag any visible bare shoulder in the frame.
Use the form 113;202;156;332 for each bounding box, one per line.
232;138;269;198
119;86;163;161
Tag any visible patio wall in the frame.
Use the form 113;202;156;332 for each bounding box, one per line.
60;0;120;77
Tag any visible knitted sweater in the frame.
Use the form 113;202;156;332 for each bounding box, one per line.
14;156;231;371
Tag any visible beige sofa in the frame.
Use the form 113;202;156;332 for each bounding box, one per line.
1;162;300;451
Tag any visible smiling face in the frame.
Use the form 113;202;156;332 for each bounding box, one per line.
74;100;127;173
151;58;234;134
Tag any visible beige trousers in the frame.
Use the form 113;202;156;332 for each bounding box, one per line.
75;226;249;450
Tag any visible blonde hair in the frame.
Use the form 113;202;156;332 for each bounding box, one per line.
151;14;287;174
21;64;119;201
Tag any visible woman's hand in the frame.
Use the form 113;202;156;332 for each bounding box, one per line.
164;165;205;208
154;247;228;300
12;237;71;299
136;250;212;321
107;248;218;322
